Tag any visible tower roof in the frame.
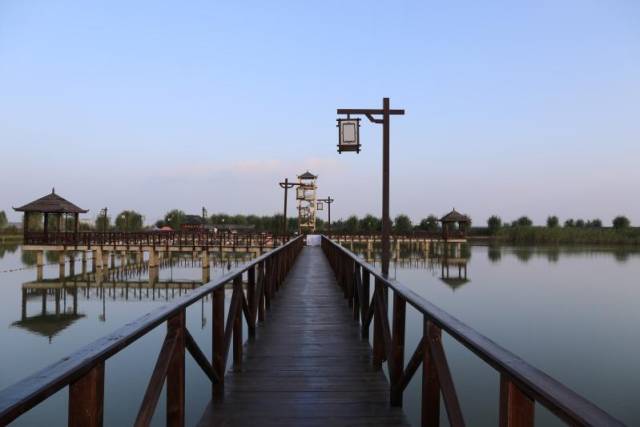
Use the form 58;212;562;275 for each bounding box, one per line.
297;171;317;180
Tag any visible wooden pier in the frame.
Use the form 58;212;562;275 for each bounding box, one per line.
0;236;625;426
198;246;409;426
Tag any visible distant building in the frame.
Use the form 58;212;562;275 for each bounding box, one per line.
211;224;256;233
180;215;209;231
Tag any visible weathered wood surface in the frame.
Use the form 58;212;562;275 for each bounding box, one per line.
198;246;409;427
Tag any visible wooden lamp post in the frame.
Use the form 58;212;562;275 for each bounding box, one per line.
336;98;404;277
316;197;334;232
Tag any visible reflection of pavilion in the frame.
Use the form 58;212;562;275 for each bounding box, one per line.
439;257;470;290
13;287;84;343
14;260;208;342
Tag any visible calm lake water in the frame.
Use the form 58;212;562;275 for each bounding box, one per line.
0;242;638;426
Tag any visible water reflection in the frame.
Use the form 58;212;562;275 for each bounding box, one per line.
439;257;470;290
11;253;253;343
350;243;473;291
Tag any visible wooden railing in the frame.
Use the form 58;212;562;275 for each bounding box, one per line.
325;231;467;240
0;235;304;426
321;236;624;427
23;231;290;249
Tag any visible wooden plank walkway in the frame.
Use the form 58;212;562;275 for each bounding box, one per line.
198;246;409;427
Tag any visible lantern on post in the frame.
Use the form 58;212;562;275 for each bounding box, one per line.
336;117;361;153
317;201;324;211
296;187;305;200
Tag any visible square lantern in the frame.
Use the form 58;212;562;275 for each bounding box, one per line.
337;118;361;153
317;201;324;211
296;187;305;200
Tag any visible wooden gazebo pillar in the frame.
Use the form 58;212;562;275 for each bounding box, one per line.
23;212;29;241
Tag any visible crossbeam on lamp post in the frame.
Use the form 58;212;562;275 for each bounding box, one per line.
336;97;404;277
316;197;334;232
278;178;301;235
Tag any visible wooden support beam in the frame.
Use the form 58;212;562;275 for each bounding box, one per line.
185;328;220;384
212;287;225;399
500;375;534;427
68;362;104;427
166;311;185;427
134;330;178;427
427;321;465;427
422;318;440;427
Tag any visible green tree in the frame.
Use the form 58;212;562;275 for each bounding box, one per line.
486;215;502;235
359;214;381;233
115;210;144;231
96;214;111;231
546;216;559;228
344;215;359;233
612;216;630;230
575;219;585;228
394;214;412;234
0;211;7;229
564;219;575;228
516;216;532;227
418;215;439;233
587;219;602;228
164;209;186;230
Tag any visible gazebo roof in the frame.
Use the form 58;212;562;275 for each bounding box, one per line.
13;189;88;214
298;171;317;180
440;209;470;223
11;313;86;339
439;277;471;289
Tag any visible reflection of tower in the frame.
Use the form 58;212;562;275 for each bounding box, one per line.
296;171;317;234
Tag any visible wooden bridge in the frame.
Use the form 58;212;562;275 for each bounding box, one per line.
0;236;625;426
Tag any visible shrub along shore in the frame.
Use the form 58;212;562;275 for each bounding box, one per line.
486;226;640;245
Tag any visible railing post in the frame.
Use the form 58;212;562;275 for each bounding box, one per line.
68;362;104;427
212;287;225;399
390;292;406;407
347;259;354;306
372;278;384;370
422;318;440;427
361;271;370;339
352;264;360;320
247;266;256;337
233;276;243;369
166;310;185;427
258;261;266;322
499;375;534;427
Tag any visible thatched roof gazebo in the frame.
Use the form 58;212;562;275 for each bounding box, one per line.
439;209;471;240
13;189;88;240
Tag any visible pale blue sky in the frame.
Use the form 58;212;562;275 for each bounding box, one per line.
1;1;639;225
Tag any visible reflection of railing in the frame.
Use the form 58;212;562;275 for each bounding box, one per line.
0;236;304;426
321;236;622;426
23;231;290;248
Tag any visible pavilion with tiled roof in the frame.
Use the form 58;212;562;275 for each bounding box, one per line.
439;208;471;240
13;189;88;238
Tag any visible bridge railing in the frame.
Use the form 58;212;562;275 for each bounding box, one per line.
23;230;290;248
324;230;467;240
0;235;304;426
321;236;624;427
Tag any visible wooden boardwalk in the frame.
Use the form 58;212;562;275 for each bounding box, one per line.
198;246;409;427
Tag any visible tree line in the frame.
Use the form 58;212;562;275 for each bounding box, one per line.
485;214;632;234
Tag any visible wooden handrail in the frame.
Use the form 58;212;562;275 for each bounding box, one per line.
22;231;291;248
321;236;624;427
0;235;304;426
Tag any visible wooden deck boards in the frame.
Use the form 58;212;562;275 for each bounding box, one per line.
198;246;409;427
